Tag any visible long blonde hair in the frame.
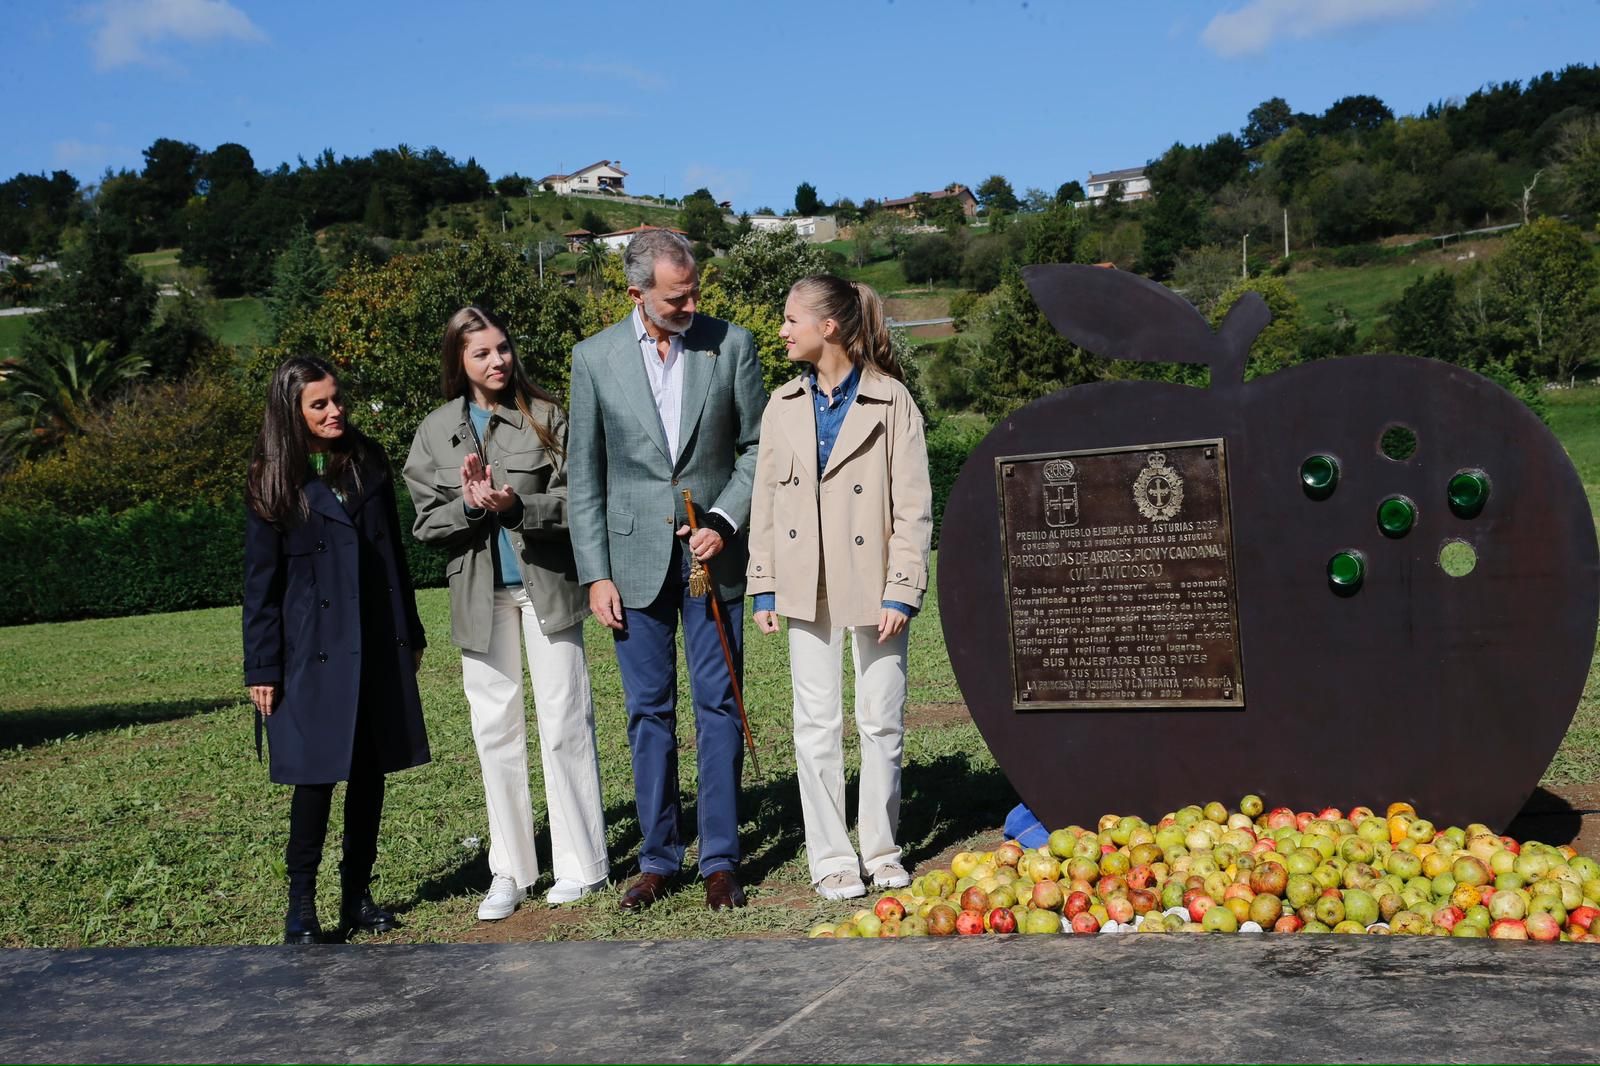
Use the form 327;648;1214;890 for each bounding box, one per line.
788;274;904;382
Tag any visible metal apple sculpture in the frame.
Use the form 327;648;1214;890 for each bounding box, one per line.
938;264;1598;831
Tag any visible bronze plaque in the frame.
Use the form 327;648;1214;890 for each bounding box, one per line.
996;439;1244;709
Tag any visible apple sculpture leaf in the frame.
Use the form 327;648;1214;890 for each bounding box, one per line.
938;264;1599;831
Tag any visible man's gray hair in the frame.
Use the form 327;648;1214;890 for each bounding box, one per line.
624;228;695;292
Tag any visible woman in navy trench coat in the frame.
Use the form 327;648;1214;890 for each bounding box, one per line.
243;356;430;944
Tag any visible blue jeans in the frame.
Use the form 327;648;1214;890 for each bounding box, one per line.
613;539;745;876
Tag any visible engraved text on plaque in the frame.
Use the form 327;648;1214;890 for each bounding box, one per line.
997;440;1244;709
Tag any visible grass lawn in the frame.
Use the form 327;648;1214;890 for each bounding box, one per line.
1284;262;1435;329
4;387;1599;948
1549;386;1600;525
0;555;990;948
211;296;270;348
131;248;184;284
0;312;32;359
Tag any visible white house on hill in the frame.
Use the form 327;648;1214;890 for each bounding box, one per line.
538;160;628;195
746;215;839;242
1084;167;1152;205
596;224;688;252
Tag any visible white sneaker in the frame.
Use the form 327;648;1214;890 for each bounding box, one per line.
871;862;912;889
546;877;607;905
477;874;525;920
816;870;867;900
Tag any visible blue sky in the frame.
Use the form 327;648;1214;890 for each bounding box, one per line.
3;0;1597;212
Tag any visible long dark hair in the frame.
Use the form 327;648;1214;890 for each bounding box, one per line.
438;305;564;456
789;274;904;382
246;356;375;525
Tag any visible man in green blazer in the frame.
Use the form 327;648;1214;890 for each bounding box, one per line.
567;228;767;911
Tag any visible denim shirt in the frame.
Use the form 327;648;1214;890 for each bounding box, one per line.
753;365;914;620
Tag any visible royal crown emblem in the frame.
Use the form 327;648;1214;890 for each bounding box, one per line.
1132;451;1184;521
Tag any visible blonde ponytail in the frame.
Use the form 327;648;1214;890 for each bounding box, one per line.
789;274;905;382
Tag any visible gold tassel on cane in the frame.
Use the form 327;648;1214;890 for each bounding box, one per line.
687;555;712;598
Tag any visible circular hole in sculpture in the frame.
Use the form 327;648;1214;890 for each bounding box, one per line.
1379;424;1418;462
1439;540;1477;577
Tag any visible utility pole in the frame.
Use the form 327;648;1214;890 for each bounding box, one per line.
1283;208;1289;258
1242;232;1249;278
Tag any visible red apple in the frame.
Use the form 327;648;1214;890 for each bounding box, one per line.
1070;911;1101;934
1526;912;1562;942
1095;874;1127;899
1187;894;1217;922
1488;918;1529;940
986;906;1018;934
1432;905;1464;932
1063;891;1091;919
1317;807;1344;822
1127;864;1155;890
955;909;986;935
1128;888;1159;915
874;896;905;922
1295;812;1315;831
1250;863;1289;897
1567;905;1600;931
1106;897;1135;924
1273;914;1305;933
1265;808;1296;830
1031;880;1064;913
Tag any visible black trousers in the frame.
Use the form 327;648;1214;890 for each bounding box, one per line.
285;771;385;896
284;692;388;897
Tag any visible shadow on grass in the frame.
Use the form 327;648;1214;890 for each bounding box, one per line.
401;751;1015;912
1507;785;1591;845
0;698;236;749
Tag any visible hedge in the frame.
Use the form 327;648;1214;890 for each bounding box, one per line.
0;484;446;627
1;425;991;625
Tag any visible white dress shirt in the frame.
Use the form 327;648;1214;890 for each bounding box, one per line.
633;306;685;461
631;306;738;532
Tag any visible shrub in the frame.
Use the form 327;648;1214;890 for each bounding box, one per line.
0;374;258;514
925;418;990;547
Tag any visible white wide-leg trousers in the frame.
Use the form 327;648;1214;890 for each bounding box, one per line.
788;592;909;884
460;587;607;889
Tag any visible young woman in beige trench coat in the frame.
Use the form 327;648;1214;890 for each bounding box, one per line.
404;305;607;921
746;274;933;902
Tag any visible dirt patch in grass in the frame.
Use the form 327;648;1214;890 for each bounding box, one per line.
906;701;970;729
445;901;597;944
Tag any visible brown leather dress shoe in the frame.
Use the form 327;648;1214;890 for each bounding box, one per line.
619;872;671;912
704;870;747;910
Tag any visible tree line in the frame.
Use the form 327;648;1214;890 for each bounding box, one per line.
1;141;494;296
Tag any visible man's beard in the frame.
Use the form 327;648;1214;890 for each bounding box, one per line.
645;302;693;336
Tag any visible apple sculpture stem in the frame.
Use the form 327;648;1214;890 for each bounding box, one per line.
1021;264;1268;393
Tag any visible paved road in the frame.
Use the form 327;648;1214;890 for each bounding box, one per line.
2;935;1595;1063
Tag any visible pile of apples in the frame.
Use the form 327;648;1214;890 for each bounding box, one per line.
807;798;1600;942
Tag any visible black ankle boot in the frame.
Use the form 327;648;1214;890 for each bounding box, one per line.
340;891;397;934
284;893;322;945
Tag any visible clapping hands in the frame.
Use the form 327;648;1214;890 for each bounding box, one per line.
461;453;517;513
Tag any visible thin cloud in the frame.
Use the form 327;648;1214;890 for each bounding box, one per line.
682;164;750;202
1200;0;1439;58
524;55;667;93
52;138;123;169
490;102;634;122
84;0;266;71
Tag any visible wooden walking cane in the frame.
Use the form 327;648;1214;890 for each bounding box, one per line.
682;489;761;777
